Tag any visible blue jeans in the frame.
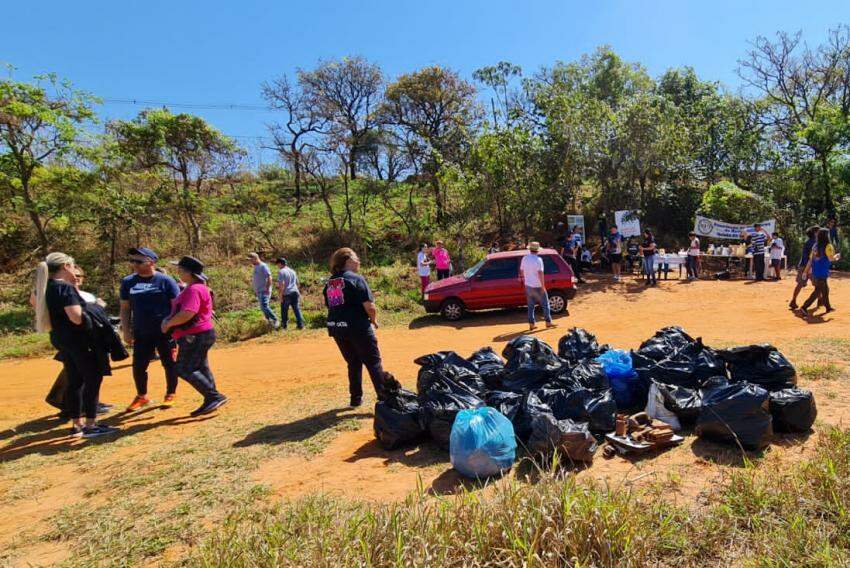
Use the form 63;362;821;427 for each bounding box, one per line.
643;256;656;283
256;292;278;323
525;286;552;324
281;291;304;329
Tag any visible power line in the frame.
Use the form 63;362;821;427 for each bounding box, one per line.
102;98;276;112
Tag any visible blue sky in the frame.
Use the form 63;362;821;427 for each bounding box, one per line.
3;0;849;165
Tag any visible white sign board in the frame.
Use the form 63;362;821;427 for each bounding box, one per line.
566;215;585;241
614;210;642;237
694;215;776;240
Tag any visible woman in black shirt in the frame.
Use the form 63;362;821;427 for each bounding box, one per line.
640;229;658;286
34;253;118;439
323;248;390;407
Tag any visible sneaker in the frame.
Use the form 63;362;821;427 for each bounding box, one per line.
545;322;557;329
69;426;83;438
190;396;229;417
126;396;153;412
82;424;119;438
97;403;112;415
161;393;177;408
349;396;363;408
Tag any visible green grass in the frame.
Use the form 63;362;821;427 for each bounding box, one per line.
192;428;850;567
799;362;844;382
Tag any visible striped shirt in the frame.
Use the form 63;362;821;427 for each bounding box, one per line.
748;232;767;255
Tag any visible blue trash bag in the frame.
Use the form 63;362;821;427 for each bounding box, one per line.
450;407;517;479
596;349;642;409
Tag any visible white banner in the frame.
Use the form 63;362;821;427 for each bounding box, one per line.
566;215;585;240
694;215;776;240
614;210;642;237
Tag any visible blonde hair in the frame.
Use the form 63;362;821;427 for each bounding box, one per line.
330;247;357;273
34;252;75;333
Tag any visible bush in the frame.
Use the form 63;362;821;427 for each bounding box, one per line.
699;181;774;224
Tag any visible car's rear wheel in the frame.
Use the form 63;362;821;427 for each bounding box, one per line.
440;298;465;321
548;290;567;314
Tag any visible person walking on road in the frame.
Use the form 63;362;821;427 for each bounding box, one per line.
520;242;555;331
416;243;432;295
323;248;390;407
275;257;304;330
248;252;279;328
800;228;841;315
641;229;658;286
33;253;119;439
432;241;451;280
607;225;624;281
161;256;228;416
789;226;819;310
686;231;701;280
743;223;770;281
120;247;182;411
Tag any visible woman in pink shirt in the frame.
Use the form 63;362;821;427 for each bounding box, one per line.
433;240;451;280
161;256;228;416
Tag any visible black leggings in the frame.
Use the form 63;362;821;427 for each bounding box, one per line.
60;348;103;420
802;277;831;311
132;333;178;396
333;332;386;399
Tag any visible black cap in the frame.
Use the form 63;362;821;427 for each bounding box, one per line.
276;257;287;265
169;256;208;281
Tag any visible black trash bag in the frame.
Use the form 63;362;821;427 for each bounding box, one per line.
769;387;817;433
468;347;506;390
696;382;773;451
537;387;617;433
513;390;553;442
501;336;565;393
565;360;611;390
637;326;696;362
636;339;725;389
557;328;610;365
374;387;425;449
654;380;702;423
416;353;487;398
420;382;485;449
485;390;524;424
527;412;597;463
717;344;796;390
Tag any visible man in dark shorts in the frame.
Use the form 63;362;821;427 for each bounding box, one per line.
789;226;819;310
607;225;624;282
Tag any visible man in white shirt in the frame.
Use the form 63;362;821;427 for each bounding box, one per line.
769;232;785;280
686;231;701;280
520;242;555;331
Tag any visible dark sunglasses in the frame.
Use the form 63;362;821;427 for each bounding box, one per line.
128;258;147;265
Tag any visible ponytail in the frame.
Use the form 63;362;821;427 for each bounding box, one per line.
33;252;76;333
34;262;51;333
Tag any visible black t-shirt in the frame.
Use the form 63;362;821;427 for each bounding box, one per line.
642;237;656;257
45;279;88;351
323;270;374;336
627;242;640;256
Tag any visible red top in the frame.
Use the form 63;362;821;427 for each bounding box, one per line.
170;282;214;340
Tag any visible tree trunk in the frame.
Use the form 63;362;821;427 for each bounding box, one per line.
20;179;49;250
349;146;358;180
819;152;834;213
292;148;303;212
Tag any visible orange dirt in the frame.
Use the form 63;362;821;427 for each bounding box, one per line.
1;273;849;562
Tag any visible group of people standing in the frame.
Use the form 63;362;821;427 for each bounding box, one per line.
416;241;452;294
33;248;228;440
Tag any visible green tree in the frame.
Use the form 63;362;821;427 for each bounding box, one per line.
110;108;243;252
0;73;97;249
699;181;774;224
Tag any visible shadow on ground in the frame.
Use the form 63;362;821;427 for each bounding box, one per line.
233;408;371;447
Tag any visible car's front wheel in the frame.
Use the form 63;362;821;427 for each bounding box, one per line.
440;298;465;321
548;290;568;314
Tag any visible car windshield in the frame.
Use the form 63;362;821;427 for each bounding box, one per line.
462;259;485;279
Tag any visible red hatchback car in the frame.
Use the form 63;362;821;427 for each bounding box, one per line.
423;248;576;321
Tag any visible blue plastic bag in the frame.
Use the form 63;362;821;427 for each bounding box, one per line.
450;407;517;479
596;349;642;409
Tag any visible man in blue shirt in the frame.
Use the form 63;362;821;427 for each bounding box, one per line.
120;247;182;411
276;257;304;330
789;225;819;310
248;252;279;328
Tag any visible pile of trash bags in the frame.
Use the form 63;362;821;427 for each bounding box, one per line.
374;326;817;477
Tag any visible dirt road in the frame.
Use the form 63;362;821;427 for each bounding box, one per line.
1;273;849;565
